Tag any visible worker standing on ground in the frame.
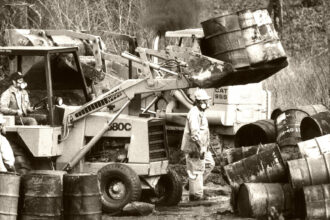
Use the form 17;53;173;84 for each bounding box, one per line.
0;114;15;172
0;71;37;125
181;89;215;201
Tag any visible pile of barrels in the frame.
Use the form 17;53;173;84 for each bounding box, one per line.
200;9;287;85
0;171;102;220
222;104;330;219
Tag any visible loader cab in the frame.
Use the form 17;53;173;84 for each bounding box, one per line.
0;46;92;126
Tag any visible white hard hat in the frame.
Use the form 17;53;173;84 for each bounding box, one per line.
0;114;6;124
194;89;210;100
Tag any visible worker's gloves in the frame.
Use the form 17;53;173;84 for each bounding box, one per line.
189;150;200;159
189;143;205;159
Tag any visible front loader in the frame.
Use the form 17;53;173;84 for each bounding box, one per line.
0;46;190;213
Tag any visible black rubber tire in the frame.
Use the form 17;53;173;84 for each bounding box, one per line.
155;169;183;206
98;163;141;213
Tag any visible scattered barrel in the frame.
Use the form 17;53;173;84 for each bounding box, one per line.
0;172;20;220
29;170;67;219
303;184;330;220
21;173;62;220
224;145;286;189
234;119;276;148
298;134;330;158
237;183;295;218
223;143;277;164
63;173;102;220
200;13;250;69
301;111;330;141
276;109;309;147
288;153;330;190
271;105;327;121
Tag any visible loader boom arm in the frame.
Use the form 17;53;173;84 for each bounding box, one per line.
67;52;191;124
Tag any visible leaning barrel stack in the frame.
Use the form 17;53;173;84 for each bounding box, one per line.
228;105;330;218
200;8;288;86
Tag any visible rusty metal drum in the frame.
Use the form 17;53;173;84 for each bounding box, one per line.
298;134;330;158
234;119;276;147
252;9;286;62
276;109;309;147
301;111;330;141
200;31;249;69
0;172;20;220
237;9;266;65
297;104;328;116
21;173;62;220
224;145;286;189
303;184;330;220
200;13;250;69
237;183;295;218
223;143;278;164
288;153;330;190
29;170;67;219
201;12;241;36
63;173;102;220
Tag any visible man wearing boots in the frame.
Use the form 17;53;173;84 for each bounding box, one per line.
181;89;215;201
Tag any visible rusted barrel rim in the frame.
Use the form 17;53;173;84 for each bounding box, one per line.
203;27;243;40
201;11;238;25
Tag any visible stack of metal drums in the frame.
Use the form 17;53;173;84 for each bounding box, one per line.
200;9;286;69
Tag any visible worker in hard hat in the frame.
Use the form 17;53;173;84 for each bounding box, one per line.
0;114;15;172
0;71;39;125
181;89;215;201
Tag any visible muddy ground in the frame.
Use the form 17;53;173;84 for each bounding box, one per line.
102;184;253;220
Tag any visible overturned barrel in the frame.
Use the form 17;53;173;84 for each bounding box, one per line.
234;119;276;148
298;134;330;158
0;172;20;220
237;183;295;218
63;173;102;220
301;111;330;141
288;153;330;190
21;173;62;220
224;145;286;189
223;143;277;164
276;109;309;147
200;13;250;69
303;184;330;220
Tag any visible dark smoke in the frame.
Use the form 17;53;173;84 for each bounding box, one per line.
142;0;201;32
